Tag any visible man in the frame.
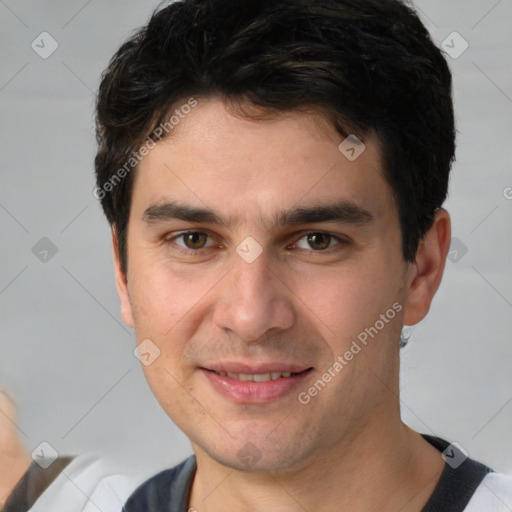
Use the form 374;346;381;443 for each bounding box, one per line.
2;0;510;510
92;0;512;510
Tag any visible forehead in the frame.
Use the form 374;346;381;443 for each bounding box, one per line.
131;98;395;224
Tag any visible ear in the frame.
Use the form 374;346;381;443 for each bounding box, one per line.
112;229;135;328
403;209;451;326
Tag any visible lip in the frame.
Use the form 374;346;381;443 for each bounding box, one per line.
200;364;313;404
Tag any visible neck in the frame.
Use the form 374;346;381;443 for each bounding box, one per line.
189;407;444;512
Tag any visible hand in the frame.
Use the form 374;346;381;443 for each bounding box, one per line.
0;391;31;508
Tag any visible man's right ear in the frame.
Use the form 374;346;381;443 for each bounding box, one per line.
112;229;134;328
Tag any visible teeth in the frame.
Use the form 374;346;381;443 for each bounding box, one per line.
218;371;295;382
253;373;271;382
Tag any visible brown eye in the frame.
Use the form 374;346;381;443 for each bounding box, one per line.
306;232;331;250
183;232;208;249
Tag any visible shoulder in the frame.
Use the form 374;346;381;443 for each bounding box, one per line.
27;454;144;512
123;456;196;511
463;472;512;511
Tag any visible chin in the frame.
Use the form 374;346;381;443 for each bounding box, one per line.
194;427;321;474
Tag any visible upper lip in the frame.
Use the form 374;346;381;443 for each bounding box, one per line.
202;362;312;374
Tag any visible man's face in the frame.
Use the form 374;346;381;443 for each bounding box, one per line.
116;98;413;472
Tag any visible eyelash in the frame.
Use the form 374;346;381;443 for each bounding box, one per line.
166;230;349;255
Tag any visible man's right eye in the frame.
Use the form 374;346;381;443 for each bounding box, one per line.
169;231;215;251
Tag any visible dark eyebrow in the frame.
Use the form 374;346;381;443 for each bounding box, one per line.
143;202;230;227
142;200;374;229
275;203;373;226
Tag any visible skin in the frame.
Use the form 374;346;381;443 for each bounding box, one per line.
114;98;451;511
0;392;31;507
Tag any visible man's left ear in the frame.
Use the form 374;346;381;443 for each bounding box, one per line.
403;209;451;326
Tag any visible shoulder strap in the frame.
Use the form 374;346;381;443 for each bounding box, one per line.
124;456;196;512
4;457;75;512
421;435;493;512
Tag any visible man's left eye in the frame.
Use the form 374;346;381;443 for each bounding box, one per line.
293;232;343;251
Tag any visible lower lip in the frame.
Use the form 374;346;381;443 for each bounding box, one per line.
201;368;313;404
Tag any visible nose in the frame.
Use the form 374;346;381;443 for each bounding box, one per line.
212;249;295;342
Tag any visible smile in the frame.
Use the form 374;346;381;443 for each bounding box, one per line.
201;366;313;404
213;370;296;382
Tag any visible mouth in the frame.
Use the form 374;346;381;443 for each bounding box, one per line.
210;370;300;382
200;365;313;404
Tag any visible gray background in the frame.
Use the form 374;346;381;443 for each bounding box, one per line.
1;0;511;478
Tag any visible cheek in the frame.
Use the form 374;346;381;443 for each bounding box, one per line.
127;260;227;374
141;364;207;433
128;262;204;333
293;259;404;357
295;265;386;329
